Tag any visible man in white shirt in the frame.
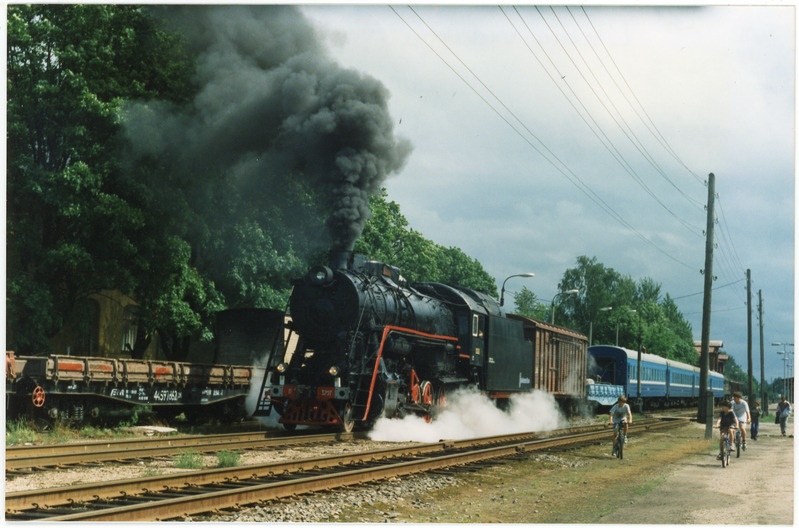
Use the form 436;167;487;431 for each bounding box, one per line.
731;392;751;449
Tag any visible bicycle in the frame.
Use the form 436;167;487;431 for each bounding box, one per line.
719;428;732;468
734;428;742;458
612;419;627;459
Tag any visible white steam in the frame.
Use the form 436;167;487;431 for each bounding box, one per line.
244;362;284;429
368;387;566;442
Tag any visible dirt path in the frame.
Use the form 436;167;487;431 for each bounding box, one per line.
614;411;793;525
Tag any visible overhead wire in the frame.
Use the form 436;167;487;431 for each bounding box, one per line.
534;6;703;236
390;5;696;271
568;6;706;209
566;6;748;315
512;5;749;316
577;6;706;187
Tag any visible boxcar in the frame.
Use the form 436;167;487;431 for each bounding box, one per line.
508;315;587;414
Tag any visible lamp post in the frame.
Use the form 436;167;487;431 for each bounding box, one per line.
617;308;637;346
773;342;794;400
589;306;612;346
634;309;643;413
499;273;535;307
550;289;579;325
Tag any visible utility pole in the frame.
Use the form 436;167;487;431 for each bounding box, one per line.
747;269;754;404
698;173;715;438
759;290;767;415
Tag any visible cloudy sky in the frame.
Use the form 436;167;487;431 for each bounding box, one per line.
299;3;795;383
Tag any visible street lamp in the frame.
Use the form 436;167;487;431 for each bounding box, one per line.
589;306;612;346
617;309;637;346
633;309;643;413
550;289;579;324
772;342;794;399
499;272;535;307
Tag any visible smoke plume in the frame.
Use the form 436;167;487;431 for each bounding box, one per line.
122;5;411;251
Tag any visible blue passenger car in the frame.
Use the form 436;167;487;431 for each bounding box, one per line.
588;345;725;409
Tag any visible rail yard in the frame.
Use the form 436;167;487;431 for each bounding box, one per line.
5;411;793;523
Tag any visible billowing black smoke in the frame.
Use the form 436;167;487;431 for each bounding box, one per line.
122;5;411;252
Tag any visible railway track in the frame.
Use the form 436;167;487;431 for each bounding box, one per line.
6;430;361;473
6;417;687;522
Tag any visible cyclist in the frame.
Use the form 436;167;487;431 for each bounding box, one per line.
731;392;751;450
715;400;739;460
609;395;632;456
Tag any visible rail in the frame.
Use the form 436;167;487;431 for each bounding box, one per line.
6;431;359;471
6;418;687;521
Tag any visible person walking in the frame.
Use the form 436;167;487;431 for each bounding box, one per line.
749;400;761;441
776;395;792;436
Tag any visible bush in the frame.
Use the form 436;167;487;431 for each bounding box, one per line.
174;449;205;469
216;450;241;468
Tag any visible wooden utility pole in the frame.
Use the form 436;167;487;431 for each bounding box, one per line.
759;289;768;415
747;269;754;403
698;173;715;437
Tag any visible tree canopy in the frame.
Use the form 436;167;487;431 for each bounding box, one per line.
554;256;698;364
7;5;196;355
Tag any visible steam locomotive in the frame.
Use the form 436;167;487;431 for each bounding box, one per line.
258;251;587;432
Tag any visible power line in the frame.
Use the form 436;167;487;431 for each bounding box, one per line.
578;6;706;187
533;6;703;235
391;5;698;271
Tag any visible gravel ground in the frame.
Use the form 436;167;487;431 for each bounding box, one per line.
4;440;419;494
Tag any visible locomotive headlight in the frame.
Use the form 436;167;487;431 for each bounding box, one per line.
329;365;342;387
275;362;288;385
308;266;334;285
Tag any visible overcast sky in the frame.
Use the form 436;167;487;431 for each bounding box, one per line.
300;3;795;383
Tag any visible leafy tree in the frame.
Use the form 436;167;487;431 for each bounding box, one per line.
7;5;194;354
512;286;550;320
557;256;696;362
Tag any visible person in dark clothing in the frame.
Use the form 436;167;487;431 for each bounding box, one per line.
750;400;761;440
715;400;739;460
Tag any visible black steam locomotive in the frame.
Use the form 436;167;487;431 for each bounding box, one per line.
259;251;538;432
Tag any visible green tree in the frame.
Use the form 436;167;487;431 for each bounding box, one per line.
7;4;194;354
557;256;696;362
512;286;549;320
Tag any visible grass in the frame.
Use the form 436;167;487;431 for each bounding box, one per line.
5;418;38;445
174;449;205;469
5;418;138;446
216;450;241;468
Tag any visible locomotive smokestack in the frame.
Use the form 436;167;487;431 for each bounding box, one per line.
329;249;352;270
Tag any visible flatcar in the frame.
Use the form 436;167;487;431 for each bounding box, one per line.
256;251;590;431
5;308;284;427
587;345;725;409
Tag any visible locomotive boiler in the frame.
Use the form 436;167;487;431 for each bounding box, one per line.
261;251;535;431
